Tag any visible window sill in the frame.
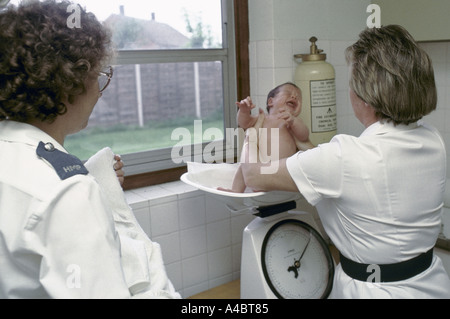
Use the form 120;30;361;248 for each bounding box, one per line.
122;166;187;191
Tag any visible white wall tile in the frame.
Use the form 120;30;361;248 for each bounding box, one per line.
150;200;179;237
207;247;232;280
447;43;450;62
205;195;231;223
421;43;450;178
231;243;243;274
132;206;151;238
206;219;231;251
274;67;295;86
182;254;208;288
132;185;177;205
422;42;448;63
125;191;148;210
154;232;181;265
273;40;294;68
178;195;206;230
256;67;275;96
329;40;354;67
231;214;256;245
165;261;182;293
180;226;207;259
256;40;274;68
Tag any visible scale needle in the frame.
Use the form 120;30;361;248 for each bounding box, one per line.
299;231;312;261
288;231;312;279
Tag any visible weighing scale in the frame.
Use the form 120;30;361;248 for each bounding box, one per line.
181;162;335;299
240;205;334;299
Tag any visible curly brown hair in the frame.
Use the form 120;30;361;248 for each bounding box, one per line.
0;0;113;123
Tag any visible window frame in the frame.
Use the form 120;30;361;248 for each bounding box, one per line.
121;0;249;190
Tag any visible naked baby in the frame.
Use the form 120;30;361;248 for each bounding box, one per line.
224;82;314;193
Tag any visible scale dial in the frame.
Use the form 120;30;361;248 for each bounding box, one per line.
261;219;334;299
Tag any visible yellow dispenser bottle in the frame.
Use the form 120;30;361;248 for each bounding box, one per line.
294;37;337;146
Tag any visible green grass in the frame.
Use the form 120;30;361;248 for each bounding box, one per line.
65;118;224;160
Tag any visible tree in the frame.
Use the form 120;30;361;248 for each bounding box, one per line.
183;9;217;49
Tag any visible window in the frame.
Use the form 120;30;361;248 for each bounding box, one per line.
9;0;239;179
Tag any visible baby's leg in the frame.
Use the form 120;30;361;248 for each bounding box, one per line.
217;165;246;193
218;126;259;193
230;164;246;193
218;134;251;193
218;147;248;193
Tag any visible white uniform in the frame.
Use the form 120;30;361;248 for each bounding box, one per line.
0;120;132;298
286;121;450;298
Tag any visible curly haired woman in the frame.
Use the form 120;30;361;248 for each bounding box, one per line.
0;1;176;298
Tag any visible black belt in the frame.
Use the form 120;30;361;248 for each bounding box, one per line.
339;249;433;283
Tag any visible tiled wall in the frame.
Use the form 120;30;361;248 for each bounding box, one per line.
125;182;255;298
247;0;369;138
419;42;450;177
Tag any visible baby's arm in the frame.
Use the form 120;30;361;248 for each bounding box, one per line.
237;97;262;129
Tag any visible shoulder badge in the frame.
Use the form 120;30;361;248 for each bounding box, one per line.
36;141;89;180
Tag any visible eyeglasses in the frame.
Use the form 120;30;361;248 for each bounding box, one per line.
98;66;113;93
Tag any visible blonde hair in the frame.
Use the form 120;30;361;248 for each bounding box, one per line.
346;25;437;125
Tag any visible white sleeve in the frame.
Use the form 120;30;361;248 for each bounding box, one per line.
84;147;181;299
286;139;343;206
28;176;131;299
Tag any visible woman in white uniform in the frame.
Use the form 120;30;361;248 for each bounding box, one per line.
0;0;138;298
241;25;450;298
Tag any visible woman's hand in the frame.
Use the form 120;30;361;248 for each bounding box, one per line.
277;109;296;128
113;154;125;186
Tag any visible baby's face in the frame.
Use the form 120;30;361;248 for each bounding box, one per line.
269;85;302;116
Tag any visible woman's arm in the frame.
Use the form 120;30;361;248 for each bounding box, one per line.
241;159;299;193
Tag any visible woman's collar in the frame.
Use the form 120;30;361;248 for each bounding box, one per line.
360;120;419;137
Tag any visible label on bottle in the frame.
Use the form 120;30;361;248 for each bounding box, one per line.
310;79;337;133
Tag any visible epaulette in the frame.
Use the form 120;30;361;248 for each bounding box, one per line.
36;141;89;180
